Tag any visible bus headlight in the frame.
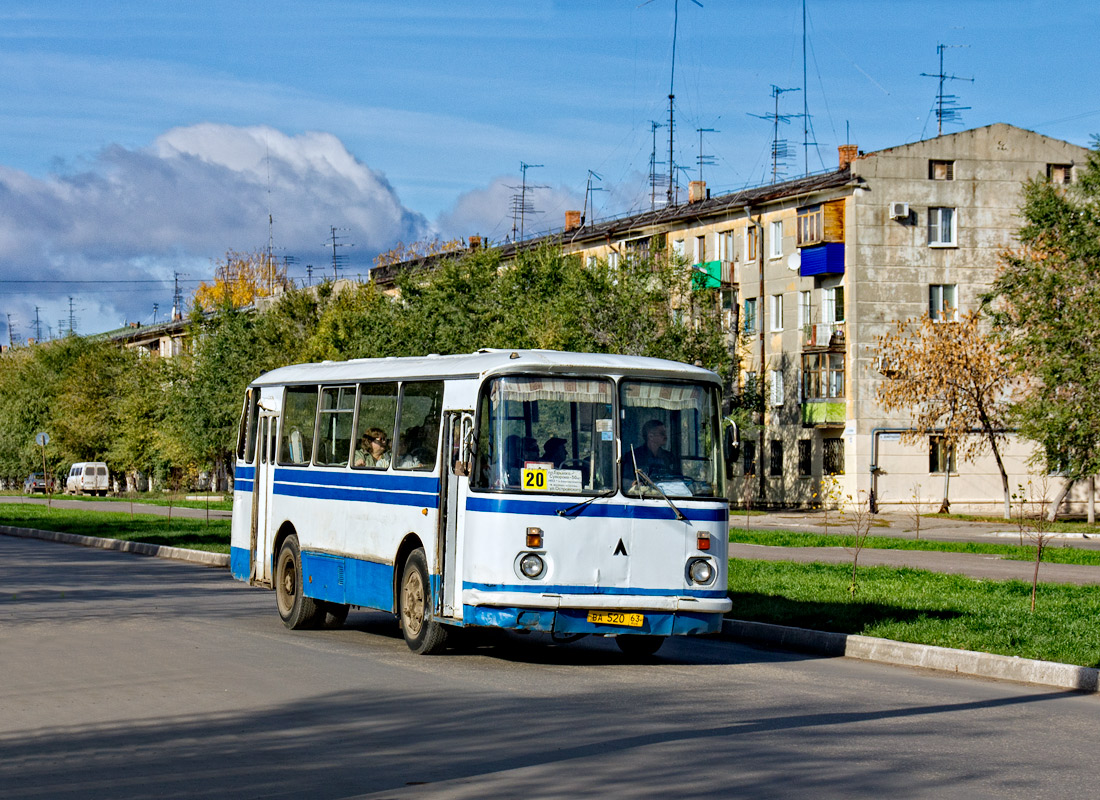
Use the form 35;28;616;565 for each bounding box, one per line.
519;553;545;579
687;558;715;585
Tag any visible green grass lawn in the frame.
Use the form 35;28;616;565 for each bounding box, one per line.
729;558;1100;667
729;527;1100;565
0;503;230;553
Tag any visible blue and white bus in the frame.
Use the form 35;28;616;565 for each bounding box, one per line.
230;349;733;655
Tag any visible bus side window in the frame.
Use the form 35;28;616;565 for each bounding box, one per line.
316;386;356;466
279;386;319;466
353;383;398;469
394;381;444;471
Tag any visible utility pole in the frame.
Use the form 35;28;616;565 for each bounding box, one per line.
327;227;353;281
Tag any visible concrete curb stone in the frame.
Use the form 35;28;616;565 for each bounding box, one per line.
722;619;1099;694
0;524;229;568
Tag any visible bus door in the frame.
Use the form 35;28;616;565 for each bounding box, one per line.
249;412;278;587
438;410;473;619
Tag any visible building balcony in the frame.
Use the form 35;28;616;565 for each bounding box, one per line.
801;400;846;427
799;242;845;277
802;321;845;349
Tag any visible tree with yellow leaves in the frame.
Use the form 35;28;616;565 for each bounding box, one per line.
876;309;1016;517
193;250;294;311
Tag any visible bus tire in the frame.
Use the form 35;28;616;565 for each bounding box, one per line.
399;548;448;655
275;535;323;630
320;601;350;629
615;634;665;658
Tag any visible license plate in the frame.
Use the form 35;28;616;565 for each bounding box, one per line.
586;610;644;628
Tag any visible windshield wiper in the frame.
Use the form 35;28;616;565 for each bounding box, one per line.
557;488;616;519
631;466;687;522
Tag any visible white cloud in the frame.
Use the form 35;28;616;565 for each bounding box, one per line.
0;124;430;336
435;177;585;244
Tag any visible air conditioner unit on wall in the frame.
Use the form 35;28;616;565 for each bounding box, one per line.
889;201;910;220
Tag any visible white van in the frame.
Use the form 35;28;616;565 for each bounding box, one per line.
66;462;110;496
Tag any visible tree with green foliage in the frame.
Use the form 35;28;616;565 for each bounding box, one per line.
987;140;1100;512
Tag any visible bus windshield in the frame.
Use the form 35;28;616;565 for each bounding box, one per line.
472;374;724;498
473;376;617;495
620;380;724;499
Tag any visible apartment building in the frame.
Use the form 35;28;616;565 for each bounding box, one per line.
541;123;1089;510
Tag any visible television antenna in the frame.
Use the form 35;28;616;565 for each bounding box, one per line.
509;162;547;241
748;85;802;183
327;226;354;281
921;44;973;136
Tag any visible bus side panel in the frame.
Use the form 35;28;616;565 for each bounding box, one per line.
299;551;396;612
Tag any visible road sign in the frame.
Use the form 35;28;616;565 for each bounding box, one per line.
35;431;49;447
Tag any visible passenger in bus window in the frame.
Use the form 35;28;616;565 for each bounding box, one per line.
354;428;391;468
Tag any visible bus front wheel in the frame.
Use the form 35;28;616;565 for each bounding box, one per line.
399;548;448;655
275;535;323;630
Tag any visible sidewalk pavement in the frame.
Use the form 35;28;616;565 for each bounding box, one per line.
0;494;232;519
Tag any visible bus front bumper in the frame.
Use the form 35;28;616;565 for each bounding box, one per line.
460;590;731;636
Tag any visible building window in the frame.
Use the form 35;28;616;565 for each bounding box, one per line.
672;239;685;260
770;220;784;258
608;251;621;269
743;440;756;475
797;205;823;246
745;226;759;261
823;437;844;475
798;290;811;329
694;235;706;263
717;230;734;261
798;440;812;476
929;159;955;180
929;284;958;322
1047;163;1073;184
930;436;956;474
769;440;783;477
769;369;784;407
823;286;845;324
928;207;956;247
802;353;845;400
743;298;757;333
770;294;783;332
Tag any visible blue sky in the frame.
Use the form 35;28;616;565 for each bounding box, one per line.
1;0;1098;338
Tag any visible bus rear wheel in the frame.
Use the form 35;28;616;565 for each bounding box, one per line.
615;634;665;658
399;548;448;654
275;535;323;630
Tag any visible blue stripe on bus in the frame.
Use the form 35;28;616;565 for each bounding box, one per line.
463;580;727;600
236;464;255;481
275;480;440;509
463;606;721;636
465;495;728;523
235;479;253;493
274;467;439;494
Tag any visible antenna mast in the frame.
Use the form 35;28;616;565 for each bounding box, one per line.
696;127;718;185
749;86;801;183
327;226;353;281
509;162;546;241
921;44;973;135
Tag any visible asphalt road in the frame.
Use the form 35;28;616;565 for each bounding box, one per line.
2;535;1098;799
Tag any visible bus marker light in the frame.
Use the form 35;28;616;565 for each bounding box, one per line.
526;527;543;548
697;533;711;551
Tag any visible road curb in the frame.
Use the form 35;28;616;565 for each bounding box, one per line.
0;525;230;568
722;618;1099;694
